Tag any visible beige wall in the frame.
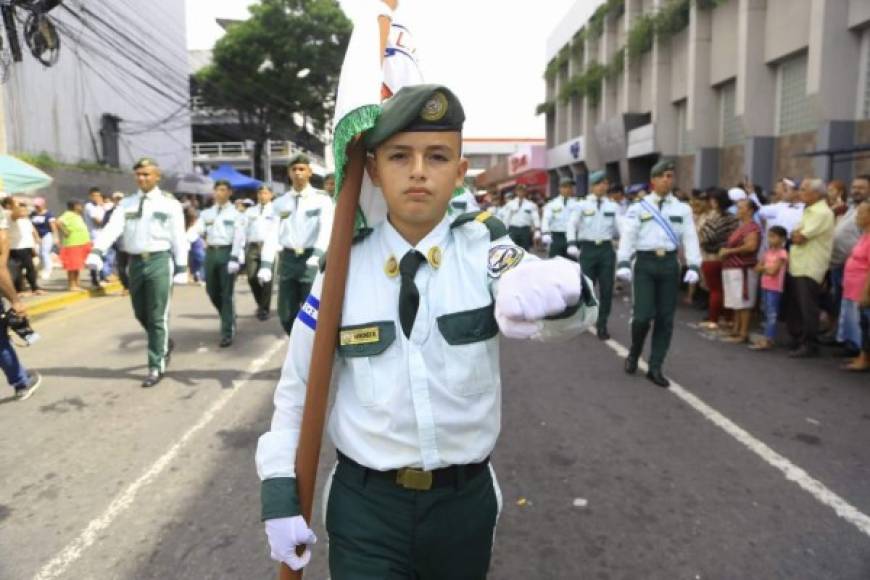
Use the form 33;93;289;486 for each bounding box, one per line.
671;29;689;103
710;0;738;86
849;0;870;29
639;51;654;113
774;131;816;181
765;0;811;63
719;144;745;187
855;120;870;176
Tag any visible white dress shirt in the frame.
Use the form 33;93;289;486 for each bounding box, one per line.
261;185;335;265
569;195;621;243
617;192;702;269
502;198;541;229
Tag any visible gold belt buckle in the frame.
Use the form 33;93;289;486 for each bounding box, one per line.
141;252;150;261
294;248;304;256
655;249;666;257
396;468;433;491
596;240;603;246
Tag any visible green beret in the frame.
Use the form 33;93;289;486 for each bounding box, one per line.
288;153;310;167
589;170;608;185
133;157;159;170
651;159;676;178
559;176;575;186
365;84;465;150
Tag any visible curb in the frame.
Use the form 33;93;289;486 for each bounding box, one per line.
28;281;125;320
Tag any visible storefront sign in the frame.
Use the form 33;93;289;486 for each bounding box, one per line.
546;137;584;169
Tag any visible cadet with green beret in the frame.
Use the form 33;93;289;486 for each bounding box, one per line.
501;183;540;250
260;153;335;336
86;158;189;388
616;159;701;387
567;170;621;340
257;84;598;578
541;176;579;259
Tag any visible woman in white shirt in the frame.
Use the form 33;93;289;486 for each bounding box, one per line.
5;197;42;295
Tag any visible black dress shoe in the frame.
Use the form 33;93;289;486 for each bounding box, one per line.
597;328;610;341
256;310;269;321
646;369;670;388
141;370;163;388
788;345;819;359
219;336;233;348
624;357;638;374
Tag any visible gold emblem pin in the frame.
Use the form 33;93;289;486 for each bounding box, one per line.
427;246;442;269
420;91;448;122
384;255;399;278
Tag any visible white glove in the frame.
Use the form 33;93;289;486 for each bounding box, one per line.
85;253;103;272
227;260;241;275
258;268;273;284
172;272;188;285
566;245;580;259
305;254;320;269
616;267;633;283
683;270;700;285
496;257;582;340
265;516;317;571
541;233;552;247
533;230;542;242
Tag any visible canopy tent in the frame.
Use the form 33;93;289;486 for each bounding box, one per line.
207;164;262;191
174;172;215;196
0;155;53;194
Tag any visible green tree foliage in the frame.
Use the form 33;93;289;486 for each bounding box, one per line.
535;101;555;116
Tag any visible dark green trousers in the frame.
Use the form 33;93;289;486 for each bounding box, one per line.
326;460;500;579
245;243;273;314
128;251;172;372
508;226;532;251
278;248;316;336
629;251;680;371
204;246;236;340
548;232;569;258
579;241;616;332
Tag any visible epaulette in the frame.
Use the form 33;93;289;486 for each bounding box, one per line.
163;191;176;199
320;228;373;273
450;211;507;241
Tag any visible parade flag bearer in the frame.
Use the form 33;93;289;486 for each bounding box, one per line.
568;170;621;340
86;158;188;388
198;179;243;347
616;160;701;387
256;84;599;578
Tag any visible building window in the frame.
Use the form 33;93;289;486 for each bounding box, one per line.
719;81;742;148
676;100;691;155
100;114;121;168
777;52;815;136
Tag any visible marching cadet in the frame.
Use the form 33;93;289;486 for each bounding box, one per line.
323;173;336;196
260;154;335;336
231;184;277;321
567;170;620;340
541;176;579;259
256;85;598;577
447;185;480;220
501;183;540;250
616;160;701;387
197;180;243;347
86;158;188;388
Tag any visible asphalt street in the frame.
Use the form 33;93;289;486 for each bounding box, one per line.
0;281;868;580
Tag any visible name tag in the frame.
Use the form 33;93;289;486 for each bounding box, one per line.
604;212;615;217
222;220;234;226
340;326;380;346
305;208;322;218
125;211;138;220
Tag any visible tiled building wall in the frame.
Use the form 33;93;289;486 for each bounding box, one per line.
775;131;816;181
719;145;744;188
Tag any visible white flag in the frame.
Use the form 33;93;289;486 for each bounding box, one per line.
331;1;423;230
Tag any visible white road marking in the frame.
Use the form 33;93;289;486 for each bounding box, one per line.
32;340;287;580
600;334;870;538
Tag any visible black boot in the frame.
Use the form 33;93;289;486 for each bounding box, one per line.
646;368;670;388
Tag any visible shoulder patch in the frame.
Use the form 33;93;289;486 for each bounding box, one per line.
451;211;508;241
488;245;525;278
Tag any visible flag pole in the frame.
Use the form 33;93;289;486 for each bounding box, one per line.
279;10;393;580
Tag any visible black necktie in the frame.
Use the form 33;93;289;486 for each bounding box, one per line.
597;197;602;211
137;194;146;218
658;198;664;211
399;250;426;338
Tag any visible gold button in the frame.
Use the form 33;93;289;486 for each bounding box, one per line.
384;255;399;278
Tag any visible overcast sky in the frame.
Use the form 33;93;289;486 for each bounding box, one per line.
185;0;582;139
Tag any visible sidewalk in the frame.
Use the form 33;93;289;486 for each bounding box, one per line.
19;266;124;319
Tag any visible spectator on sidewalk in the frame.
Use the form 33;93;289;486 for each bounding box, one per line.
57;199;92;291
698;188;738;330
110;192;131;293
751;226;789;351
30;197;58;282
84;187;107;287
759;178;804;238
787;178;836;358
185;206;205;284
7;197;42;296
839;201;870;371
827;180;848;218
719;199;761;343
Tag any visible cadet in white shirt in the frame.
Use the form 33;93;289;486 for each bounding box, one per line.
541;176;579;259
260;154;335;336
230;184;278;321
86;158;188;388
501;183;540;250
198;180;243;347
257;85;598;578
616;160;702;388
567;170;621;340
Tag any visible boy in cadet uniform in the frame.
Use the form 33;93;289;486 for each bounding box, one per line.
541;175;579;259
501;183;540;250
616;160;701;387
230;184;277;321
256;85;599;578
86;158;188;388
260;154;335;336
197;179;243;347
567;170;621;340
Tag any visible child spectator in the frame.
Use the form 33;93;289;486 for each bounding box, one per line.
750;225;789;351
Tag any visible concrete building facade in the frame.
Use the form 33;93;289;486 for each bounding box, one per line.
0;0;192;176
543;0;870;195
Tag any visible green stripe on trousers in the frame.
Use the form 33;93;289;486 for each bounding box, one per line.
205;246;236;339
129;252;172;372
